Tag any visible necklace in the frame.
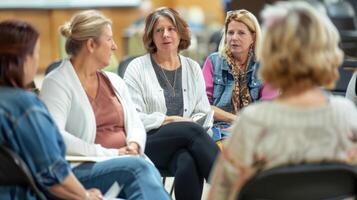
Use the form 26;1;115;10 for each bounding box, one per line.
159;66;177;97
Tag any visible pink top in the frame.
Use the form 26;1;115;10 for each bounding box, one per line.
259;83;280;100
202;57;214;104
87;72;127;149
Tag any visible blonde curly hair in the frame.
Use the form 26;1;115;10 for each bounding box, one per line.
257;1;343;92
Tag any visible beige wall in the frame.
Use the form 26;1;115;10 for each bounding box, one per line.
0;1;223;72
153;0;224;24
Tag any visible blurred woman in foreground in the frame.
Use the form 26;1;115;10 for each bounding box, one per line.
0;20;105;200
209;2;357;200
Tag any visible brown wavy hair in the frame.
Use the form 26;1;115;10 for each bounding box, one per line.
143;7;191;54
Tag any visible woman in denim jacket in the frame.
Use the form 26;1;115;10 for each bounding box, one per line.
202;10;269;141
0;20;104;200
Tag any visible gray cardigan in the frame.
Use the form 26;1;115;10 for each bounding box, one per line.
124;54;211;132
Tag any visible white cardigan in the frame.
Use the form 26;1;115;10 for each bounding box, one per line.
124;54;211;132
40;59;146;156
346;71;357;106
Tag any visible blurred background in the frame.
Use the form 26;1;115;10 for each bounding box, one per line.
0;0;355;77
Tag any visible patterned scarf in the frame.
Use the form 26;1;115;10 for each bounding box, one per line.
223;47;252;113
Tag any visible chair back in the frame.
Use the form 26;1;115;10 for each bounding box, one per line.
45;60;62;76
0;145;46;200
331;66;354;96
117;56;137;78
323;0;357;58
237;162;357;200
325;0;357;30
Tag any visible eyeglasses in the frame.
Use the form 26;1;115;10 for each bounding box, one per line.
226;9;249;18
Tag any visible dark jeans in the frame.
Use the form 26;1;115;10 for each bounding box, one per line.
146;121;219;200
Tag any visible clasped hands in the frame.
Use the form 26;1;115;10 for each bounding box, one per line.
118;142;140;156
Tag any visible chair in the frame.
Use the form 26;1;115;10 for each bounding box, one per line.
45;60;62;76
323;0;357;58
330;64;354;96
117;56;137;78
208;30;223;54
0;145;46;200
160;169;175;196
237;162;357;200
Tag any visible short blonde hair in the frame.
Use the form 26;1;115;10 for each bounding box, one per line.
60;10;112;56
219;9;261;57
143;7;190;54
258;1;343;92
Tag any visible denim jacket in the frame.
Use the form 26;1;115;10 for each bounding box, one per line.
209;52;262;112
0;87;71;200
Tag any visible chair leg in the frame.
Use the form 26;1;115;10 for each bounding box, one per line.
170;179;175;196
162;176;175;197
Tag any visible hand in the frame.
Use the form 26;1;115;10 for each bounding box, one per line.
85;188;103;200
126;142;140;155
118;147;127;155
118;143;140;156
163;116;192;125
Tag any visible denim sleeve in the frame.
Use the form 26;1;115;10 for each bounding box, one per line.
249;62;263;101
12;104;71;189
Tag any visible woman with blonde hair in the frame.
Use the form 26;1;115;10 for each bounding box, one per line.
40;10;170;200
209;1;357;200
202;9;277;141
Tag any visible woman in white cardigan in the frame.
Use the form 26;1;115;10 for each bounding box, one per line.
124;7;219;200
40;10;170;200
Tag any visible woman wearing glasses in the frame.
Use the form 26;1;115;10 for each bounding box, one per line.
202;10;277;141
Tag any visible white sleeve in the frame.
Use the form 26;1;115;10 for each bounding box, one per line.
40;77;117;156
346;71;357;106
124;61;166;132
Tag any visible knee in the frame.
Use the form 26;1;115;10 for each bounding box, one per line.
122;156;153;171
180;122;207;138
175;151;196;171
107;156;151;172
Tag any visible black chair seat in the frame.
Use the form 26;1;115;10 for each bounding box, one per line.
0;145;46;200
237;162;357;200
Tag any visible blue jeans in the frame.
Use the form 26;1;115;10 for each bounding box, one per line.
72;156;170;200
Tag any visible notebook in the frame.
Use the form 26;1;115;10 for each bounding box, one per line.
192;110;214;131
